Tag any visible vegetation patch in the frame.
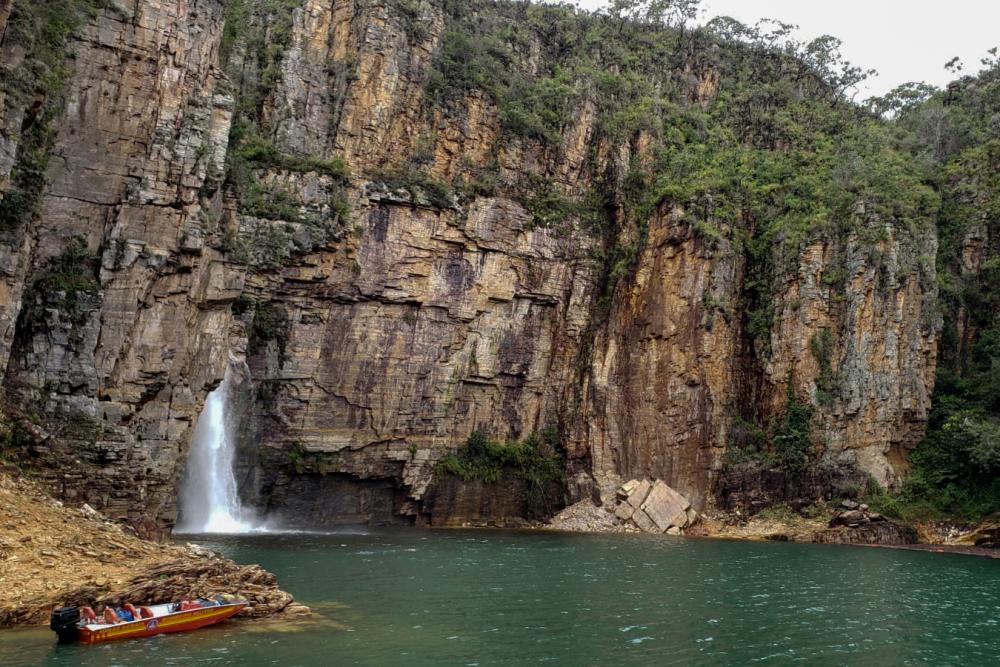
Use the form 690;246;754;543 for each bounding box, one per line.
809;328;836;406
247;300;289;361
436;427;565;517
725;380;817;475
367;166;455;210
17;239;100;340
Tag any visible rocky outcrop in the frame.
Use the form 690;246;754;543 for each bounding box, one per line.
0;0;239;533
961;514;1000;549
611;479;698;534
578;207;938;511
0;0;942;531
769;220;939;487
811;502;918;546
0;471;301;626
715;460;874;515
576;209;738;509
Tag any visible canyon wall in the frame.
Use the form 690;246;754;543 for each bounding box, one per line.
0;0;940;531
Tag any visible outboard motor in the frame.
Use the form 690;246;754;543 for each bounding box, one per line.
50;607;81;643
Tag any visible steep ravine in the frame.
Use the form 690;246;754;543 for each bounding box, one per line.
0;0;943;533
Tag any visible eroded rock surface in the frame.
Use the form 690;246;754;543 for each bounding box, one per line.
0;472;300;626
0;0;942;531
611;479;698;534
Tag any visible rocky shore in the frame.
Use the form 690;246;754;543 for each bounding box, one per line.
0;471;306;626
546;478;999;558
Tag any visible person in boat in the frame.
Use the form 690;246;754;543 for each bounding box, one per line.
100;603;138;624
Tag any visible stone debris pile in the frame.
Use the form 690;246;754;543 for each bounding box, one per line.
613;479;698;535
812;500;917;545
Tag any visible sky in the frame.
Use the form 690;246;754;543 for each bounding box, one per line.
559;1;1000;98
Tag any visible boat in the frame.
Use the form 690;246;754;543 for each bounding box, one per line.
50;598;247;644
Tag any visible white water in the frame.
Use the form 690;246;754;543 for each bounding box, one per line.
175;367;253;534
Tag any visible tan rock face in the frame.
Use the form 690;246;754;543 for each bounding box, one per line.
0;0;941;530
767;220;939;487
236;194;594;518
1;0;238;530
575;207;738;508
578;206;938;509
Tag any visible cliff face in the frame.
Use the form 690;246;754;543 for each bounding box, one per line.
0;0;942;531
0;0;240;533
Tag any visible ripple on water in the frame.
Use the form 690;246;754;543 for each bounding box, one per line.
3;531;999;666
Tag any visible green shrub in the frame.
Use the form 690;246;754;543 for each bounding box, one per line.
436;429;565;486
247;301;289;360
368;166;455;210
809;328;836;406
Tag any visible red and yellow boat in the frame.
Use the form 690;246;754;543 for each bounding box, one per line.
50;598;246;644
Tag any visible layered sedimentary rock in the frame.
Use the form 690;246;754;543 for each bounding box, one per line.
577;208;938;508
0;0;942;531
0;0;240;532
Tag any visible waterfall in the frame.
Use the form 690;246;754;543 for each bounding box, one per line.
175;365;253;534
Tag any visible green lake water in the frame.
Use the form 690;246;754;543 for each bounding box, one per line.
2;529;999;665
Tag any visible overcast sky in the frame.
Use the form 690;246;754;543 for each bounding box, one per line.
561;1;1000;98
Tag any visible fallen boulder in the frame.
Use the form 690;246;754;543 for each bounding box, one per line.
611;479;697;534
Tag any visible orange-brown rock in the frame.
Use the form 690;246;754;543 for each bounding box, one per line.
0;1;941;531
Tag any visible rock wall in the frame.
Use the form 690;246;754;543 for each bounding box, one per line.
577;208;938;509
0;0;240;533
0;0;942;530
573;206;739;508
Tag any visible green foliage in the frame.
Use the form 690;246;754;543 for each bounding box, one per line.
247;300;288;360
367;166;455;210
725;380;816;474
288;441;307;474
425;10;579;147
0;416;34;462
879;55;1000;522
518;180;605;233
809;328;836;405
436;427;565;518
770;386;817;473
234;136;350;181
18;239;100;337
499;68;575;145
437;429;564;487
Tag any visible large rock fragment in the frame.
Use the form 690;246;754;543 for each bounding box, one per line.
611;479;697;534
640;481;692;532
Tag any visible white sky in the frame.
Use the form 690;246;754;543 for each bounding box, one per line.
560;1;1000;98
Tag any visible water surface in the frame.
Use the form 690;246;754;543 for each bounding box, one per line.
3;529;999;665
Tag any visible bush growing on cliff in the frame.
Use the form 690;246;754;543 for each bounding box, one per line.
437;428;565;516
247;300;289;361
724;381;817;475
16;238;100;341
438;429;562;484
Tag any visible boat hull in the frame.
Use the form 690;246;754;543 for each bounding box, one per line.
78;603;246;644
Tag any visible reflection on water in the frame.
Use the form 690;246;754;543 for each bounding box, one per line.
3;529;1000;665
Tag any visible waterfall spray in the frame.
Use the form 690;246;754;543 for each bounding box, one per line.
175;364;252;534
